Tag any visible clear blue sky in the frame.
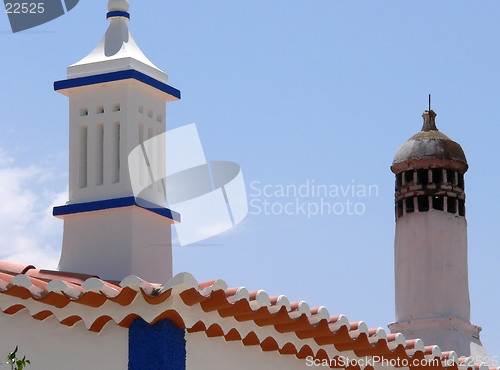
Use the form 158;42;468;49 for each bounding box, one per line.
0;0;498;357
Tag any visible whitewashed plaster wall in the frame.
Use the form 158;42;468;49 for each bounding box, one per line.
0;310;128;370
186;331;311;370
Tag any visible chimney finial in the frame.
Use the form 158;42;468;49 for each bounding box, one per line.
107;0;130;21
422;95;437;131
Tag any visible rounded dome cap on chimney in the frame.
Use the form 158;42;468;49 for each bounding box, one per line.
391;110;468;174
108;0;129;12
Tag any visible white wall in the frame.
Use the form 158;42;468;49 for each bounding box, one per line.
186;331;311;370
0;310;128;370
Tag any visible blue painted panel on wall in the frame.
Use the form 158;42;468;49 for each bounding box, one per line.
129;318;186;370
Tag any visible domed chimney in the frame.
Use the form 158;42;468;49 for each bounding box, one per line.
388;106;489;358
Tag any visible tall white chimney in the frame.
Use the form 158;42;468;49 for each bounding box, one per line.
388;108;489;358
53;0;180;283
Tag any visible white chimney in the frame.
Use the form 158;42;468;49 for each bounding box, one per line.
388;108;489;358
53;0;180;283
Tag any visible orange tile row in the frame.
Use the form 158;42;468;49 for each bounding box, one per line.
0;261;495;370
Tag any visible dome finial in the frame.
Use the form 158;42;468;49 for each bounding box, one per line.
422;94;437;131
107;0;130;21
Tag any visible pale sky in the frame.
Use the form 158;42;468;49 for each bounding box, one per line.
0;1;498;357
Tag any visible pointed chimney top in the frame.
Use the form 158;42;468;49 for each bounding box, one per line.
65;0;169;85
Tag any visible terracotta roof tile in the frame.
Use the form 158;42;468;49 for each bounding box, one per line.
25;269;96;285
0;259;496;370
0;261;35;275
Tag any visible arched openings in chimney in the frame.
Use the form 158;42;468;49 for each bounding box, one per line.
396;194;464;219
395;168;465;219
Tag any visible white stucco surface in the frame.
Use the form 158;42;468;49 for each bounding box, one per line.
389;317;486;360
186;332;410;370
394;209;470;323
58;206;172;283
391;209;489;357
186;331;311;370
63;81;167;206
0;310;128;370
